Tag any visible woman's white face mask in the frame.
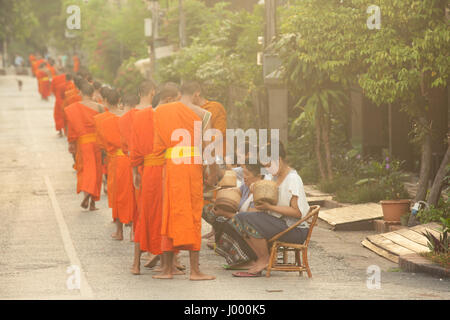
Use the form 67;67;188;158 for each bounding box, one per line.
266;159;280;176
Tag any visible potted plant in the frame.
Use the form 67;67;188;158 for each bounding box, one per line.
378;158;411;222
356;157;411;222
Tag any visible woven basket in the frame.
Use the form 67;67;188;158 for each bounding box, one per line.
253;180;279;205
218;170;237;187
215;187;241;212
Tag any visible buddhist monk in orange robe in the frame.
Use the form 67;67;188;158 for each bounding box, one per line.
192;85;227;157
118;93;140;233
94;88;116;209
46;60;57;78
190;83;227;241
129;82;187;275
73;55;80;73
152;82;217;281
61;74;80;136
32;57;45;80
64;80;104;211
29;54;36;76
36;63;51;100
52;72;66;135
99;104;136;242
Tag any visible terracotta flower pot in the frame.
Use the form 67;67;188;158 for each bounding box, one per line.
380;200;411;222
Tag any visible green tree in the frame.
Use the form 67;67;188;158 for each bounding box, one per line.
358;0;450;204
0;0;38;63
274;0;368;181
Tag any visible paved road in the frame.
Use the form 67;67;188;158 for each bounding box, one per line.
0;75;449;300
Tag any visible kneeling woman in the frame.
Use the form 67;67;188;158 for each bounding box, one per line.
231;142;311;277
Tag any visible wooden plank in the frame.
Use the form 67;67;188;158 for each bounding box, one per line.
425;222;445;233
380;232;429;254
361;239;398;263
319;204;383;225
307;196;333;203
366;234;415;256
393;228;430;247
411;224;443;239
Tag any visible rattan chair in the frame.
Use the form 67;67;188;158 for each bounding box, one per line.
266;205;320;278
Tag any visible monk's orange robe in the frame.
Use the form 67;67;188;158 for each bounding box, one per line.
64;102;103;201
32;59;44;80
130;107;164;254
118;108;140;231
94;111;115;208
46;64;57;78
201;100;227;157
52;74;66;131
29;55;36;76
62;83;82;135
36;69;51;99
154;102;204;252
99;115;136;225
73;56;80;73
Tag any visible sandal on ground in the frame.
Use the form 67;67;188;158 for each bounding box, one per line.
232;271;263;278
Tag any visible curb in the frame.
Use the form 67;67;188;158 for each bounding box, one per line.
399;253;449;278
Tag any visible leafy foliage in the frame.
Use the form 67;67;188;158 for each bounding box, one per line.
113;57;145;96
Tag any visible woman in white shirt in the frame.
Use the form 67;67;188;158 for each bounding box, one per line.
231;142;310;277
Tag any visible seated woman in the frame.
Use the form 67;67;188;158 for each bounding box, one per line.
231;141;311;277
202;161;265;269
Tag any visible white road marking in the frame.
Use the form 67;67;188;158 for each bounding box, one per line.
44;175;94;299
22;101;93;298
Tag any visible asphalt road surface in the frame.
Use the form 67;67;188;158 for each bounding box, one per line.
0;75;449;300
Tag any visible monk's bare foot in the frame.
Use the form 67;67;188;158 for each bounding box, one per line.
58;131;63;138
129;230;134;242
202;230;215;239
153;266;162;272
144;255;160;269
176;263;186;271
190;272;216;281
152;272;173;280
81;195;89;209
89;199;98;211
171;267;185;275
111;233;123;241
131;265;140;275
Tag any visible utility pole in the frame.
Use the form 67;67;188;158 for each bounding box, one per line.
263;0;289;146
179;0;187;48
264;0;277;48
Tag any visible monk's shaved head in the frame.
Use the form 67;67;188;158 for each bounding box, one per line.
180;81;202;96
121;93;139;108
99;86;110;100
80;81;94;97
93;81;102;91
159;82;180;102
105;89;120;106
138;80;157;97
74;76;84;90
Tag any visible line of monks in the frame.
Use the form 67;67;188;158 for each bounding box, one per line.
29;54;228;281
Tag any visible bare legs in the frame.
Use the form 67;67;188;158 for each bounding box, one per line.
152;251;214;281
81;192;90;209
131;243;141;275
81;192;98;211
243;237;270;274
111;220;123;240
